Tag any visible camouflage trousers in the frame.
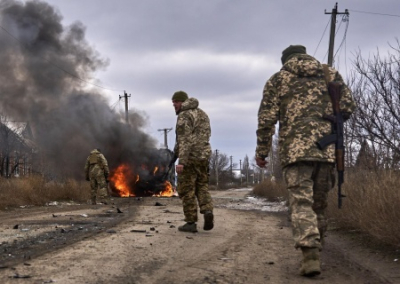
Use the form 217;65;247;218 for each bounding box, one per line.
283;161;335;250
89;166;109;202
176;159;213;223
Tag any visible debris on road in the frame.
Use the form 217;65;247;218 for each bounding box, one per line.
130;229;147;233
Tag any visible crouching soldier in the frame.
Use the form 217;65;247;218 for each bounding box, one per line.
84;148;110;205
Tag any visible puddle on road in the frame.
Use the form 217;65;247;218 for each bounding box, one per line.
214;188;288;213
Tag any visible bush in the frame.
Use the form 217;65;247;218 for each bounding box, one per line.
0;175;91;209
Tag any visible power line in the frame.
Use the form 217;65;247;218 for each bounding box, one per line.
110;99;120;110
334;14;350;60
349;9;400;18
325;3;349;67
0;24;124;93
313;17;330;57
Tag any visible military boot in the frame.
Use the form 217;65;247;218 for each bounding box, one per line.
299;247;321;277
203;211;214;231
178;222;198;233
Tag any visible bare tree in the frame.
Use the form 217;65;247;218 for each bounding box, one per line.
209;151;235;188
349;40;400;169
242;155;250;185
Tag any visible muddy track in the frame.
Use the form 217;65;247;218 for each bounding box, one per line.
0;199;141;268
0;191;399;284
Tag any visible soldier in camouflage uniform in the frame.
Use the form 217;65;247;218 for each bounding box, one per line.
255;45;356;277
172;91;214;233
84;149;110;205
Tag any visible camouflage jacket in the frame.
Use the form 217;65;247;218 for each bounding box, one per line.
256;54;356;167
84;149;110;179
174;97;212;165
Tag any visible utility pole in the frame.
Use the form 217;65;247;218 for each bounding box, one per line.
246;162;249;186
215;149;219;190
230;155;233;182
239;159;242;187
325;3;349;67
119;91;131;123
158;128;173;149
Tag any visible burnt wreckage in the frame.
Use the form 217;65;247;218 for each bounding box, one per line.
110;148;176;197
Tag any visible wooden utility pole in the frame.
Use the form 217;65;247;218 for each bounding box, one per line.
230;155;233;182
215;149;219;189
239;159;242;187
325;3;349;67
119;91;131;123
158;128;173;149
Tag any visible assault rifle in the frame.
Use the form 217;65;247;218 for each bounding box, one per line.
162;154;178;180
316;81;346;209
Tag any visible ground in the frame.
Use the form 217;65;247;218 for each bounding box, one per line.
0;189;399;284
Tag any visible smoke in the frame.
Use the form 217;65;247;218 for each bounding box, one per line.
0;0;160;179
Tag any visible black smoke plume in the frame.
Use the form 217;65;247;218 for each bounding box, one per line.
0;0;163;179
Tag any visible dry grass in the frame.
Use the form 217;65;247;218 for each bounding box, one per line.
3;171;400;248
327;170;400;247
252;179;288;202
0;175;91;210
252;169;400;248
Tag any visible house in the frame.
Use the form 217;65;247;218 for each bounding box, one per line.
0;120;37;177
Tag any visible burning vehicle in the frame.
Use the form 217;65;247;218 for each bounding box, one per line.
109;148;176;197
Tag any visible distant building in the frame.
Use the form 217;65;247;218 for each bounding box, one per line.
232;169;242;179
0;121;38;177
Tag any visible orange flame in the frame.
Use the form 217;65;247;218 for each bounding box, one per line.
110;163;175;198
153;181;175;197
110;164;135;197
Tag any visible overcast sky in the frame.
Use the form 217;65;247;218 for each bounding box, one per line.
20;0;400;168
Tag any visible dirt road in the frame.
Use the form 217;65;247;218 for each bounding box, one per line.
0;189;398;284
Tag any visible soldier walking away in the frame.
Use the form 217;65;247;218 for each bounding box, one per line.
255;45;356;277
84;148;110;205
172;91;214;233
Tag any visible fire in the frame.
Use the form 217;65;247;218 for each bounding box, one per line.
110;164;136;197
109;163;176;197
153;181;175;197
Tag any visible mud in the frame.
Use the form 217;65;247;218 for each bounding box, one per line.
0;189;398;284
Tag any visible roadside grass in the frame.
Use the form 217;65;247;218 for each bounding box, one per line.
327;170;400;246
0;175;90;209
252;169;400;248
252;179;288;202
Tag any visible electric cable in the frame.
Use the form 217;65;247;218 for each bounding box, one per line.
349;9;400;18
313;17;331;57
